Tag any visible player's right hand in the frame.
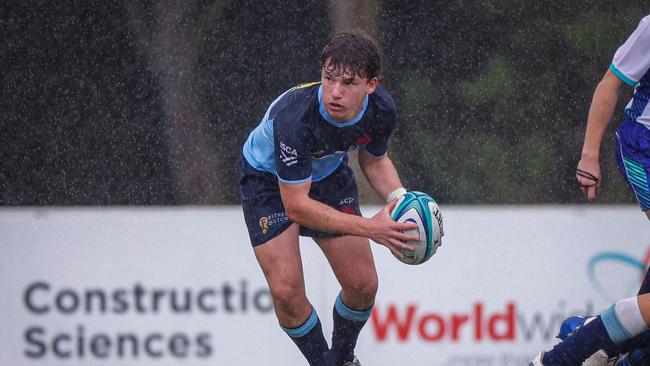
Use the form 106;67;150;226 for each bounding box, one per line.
366;199;419;259
576;158;601;202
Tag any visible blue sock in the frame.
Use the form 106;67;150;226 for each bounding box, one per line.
282;307;331;366
543;316;615;365
331;294;372;365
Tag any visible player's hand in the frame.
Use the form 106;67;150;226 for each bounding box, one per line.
576;157;601;202
367;199;419;258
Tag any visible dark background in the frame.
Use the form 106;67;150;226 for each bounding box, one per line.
1;1;646;205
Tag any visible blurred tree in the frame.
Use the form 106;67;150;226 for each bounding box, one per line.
379;0;646;204
0;1;173;205
124;0;232;203
196;0;330;202
2;1;647;205
329;0;379;38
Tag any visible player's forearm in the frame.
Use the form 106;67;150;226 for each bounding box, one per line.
360;154;404;201
581;71;622;160
284;198;371;237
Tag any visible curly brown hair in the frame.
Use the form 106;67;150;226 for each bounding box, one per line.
320;31;382;81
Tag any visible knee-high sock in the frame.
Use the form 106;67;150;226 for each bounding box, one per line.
543;297;649;365
282;307;331;366
331;293;373;365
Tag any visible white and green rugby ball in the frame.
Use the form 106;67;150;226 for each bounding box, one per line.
390;191;443;265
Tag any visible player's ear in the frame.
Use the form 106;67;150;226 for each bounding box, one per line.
366;77;379;94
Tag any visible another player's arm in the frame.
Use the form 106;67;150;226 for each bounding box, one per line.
358;149;404;202
577;69;623;201
278;181;417;257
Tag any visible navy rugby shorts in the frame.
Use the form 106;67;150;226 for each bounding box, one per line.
240;156;361;246
615;118;650;211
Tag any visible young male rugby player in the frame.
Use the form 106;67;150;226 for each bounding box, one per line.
240;31;419;366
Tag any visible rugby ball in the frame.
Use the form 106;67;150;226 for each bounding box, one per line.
390;191;443;265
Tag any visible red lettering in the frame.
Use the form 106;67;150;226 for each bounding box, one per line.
488;302;516;340
474;302;483;341
371;304;417;342
372;302;518;343
419;313;445;341
450;313;469;341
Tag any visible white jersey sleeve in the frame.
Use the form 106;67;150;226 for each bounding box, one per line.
610;15;650;86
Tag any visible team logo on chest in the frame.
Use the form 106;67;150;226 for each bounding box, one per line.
279;141;298;166
310;135;374;159
355;135;373;145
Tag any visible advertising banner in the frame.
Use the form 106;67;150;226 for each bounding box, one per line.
1;206;648;365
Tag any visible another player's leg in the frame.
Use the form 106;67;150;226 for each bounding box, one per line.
542;259;650;364
639;268;650;296
532;294;650;365
609;268;650;365
254;224;331;366
600;269;650;364
315;235;377;366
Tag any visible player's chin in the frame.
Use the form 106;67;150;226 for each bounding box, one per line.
329;112;348;121
326;106;347;118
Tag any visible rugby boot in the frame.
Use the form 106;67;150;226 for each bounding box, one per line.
529;350;610;366
341;356;361;366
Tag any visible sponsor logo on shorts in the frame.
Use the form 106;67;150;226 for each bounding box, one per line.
338;197;356;214
259;217;269;234
259;212;289;234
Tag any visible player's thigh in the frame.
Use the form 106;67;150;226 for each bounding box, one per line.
254;223;306;299
638;293;650;326
639;268;650;296
315;235;378;296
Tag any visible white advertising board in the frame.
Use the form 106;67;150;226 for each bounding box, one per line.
0;206;648;365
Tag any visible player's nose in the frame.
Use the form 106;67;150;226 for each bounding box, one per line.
331;82;344;99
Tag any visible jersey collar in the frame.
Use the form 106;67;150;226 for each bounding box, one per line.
318;84;368;127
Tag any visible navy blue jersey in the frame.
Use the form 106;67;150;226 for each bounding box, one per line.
242;82;397;184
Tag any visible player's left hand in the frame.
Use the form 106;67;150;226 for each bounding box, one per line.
576;158;601;202
366;200;419;258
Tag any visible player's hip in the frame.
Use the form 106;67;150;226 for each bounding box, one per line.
239;156;361;246
615;118;650;211
616;118;650;156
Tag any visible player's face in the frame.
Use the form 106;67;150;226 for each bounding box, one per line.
320;64;378;122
